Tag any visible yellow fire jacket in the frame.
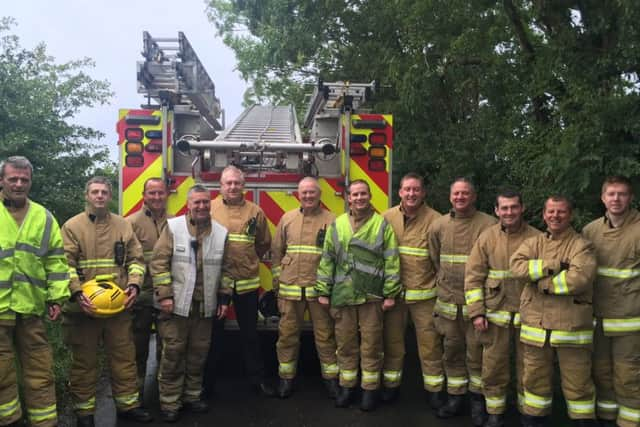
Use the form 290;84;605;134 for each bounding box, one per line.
429;210;497;319
210;197;271;294
383;203;441;303
61;207;145;312
271;205;335;300
126;204;169;306
464;222;541;326
582;209;640;335
510;227;597;347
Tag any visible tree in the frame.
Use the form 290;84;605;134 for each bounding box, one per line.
207;0;640;228
0;17;114;222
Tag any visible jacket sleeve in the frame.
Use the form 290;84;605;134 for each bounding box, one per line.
254;209;272;259
270;217;287;290
464;237;489;318
150;226;174;301
538;239;596;296
382;222;401;298
315;221;337;297
124;223;145;288
428;222;441;272
44;214;71;304
510;236;561;282
61;222;83;297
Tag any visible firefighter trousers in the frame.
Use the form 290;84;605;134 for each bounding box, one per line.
157;305;212;412
63;311;140;416
593;321;640;427
132;304;155;396
433;305;483;395
479;322;523;415
382;299;444;391
332;301;383;390
276;296;337;380
522;341;595;420
0;315;57;427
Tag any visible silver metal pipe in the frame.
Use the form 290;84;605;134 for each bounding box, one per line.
176;138;337;155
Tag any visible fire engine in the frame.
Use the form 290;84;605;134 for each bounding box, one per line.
116;32;394;328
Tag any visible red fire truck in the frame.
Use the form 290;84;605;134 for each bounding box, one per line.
116;32;394;328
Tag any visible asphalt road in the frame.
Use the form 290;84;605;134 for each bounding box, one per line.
78;328;570;427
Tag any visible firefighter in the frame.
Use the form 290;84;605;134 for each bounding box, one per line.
0;156;70;427
126;177;170;400
381;172;444;408
464;189;540;427
316;179;401;412
582;176;640;427
150;185;228;422
428;177;497;425
272;177;338;399
206;165;275;396
510;195;597;427
61;176;152;427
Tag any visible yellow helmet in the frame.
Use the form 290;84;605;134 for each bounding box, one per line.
81;275;126;318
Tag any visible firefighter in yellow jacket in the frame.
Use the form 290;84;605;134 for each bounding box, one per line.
315;179;401;412
61;176;152;427
207;165;275;396
582;176;640;427
0;156;70;427
381;172;444;408
510;195;597;427
428;177;497;424
272;177;338;399
150;185;228;423
464;189;540;427
126;177;170;399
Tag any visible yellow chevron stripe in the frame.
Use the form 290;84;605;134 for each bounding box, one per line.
266;217;276;238
350;160;388;213
318;179;346;214
167;176;195;216
259;262;273;291
122;155;163;216
266;191;300;215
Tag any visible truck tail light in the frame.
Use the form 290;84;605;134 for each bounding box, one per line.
350;134;367;143
125;156;144;167
369;132;386;146
125;128;144;142
145;130;163;139
368;146;386;159
368;159;386;171
350;143;366;156
145;141;163;153
125;142;144;154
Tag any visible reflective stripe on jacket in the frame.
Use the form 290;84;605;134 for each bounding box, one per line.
583;209;640;335
383;204;441;303
271;206;335;300
428;210;497;315
315;211;401;307
210;197;270;294
0;199;70;316
510;227;597;347
464;222;540;322
151;216;226;317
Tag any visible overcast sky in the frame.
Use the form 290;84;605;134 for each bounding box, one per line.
4;0;247;161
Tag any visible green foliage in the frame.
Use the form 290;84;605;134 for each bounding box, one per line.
207;0;640;229
0;17;115;223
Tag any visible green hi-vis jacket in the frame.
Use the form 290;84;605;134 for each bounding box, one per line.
0;199;70;318
315;211;401;307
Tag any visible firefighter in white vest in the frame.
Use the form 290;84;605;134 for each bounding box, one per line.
150;185;228;423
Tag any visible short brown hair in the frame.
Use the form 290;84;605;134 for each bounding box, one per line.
399;172;425;190
544;195;573;212
601;176;633;195
348;179;371;194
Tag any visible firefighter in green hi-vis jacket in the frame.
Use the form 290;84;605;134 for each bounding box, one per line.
0;156;70;427
315;179;401;413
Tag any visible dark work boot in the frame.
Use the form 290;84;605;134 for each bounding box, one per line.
426;390;445;410
485;413;505;427
183;399;210;413
324;378;339;399
521;414;548;427
335;387;355;408
572;420;598;426
253;381;277;398
117;407;153;423
437;394;465;418
277;378;294;399
76;415;95;427
360;389;379;412
597;419;616;427
380;387;399;403
470;392;488;427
